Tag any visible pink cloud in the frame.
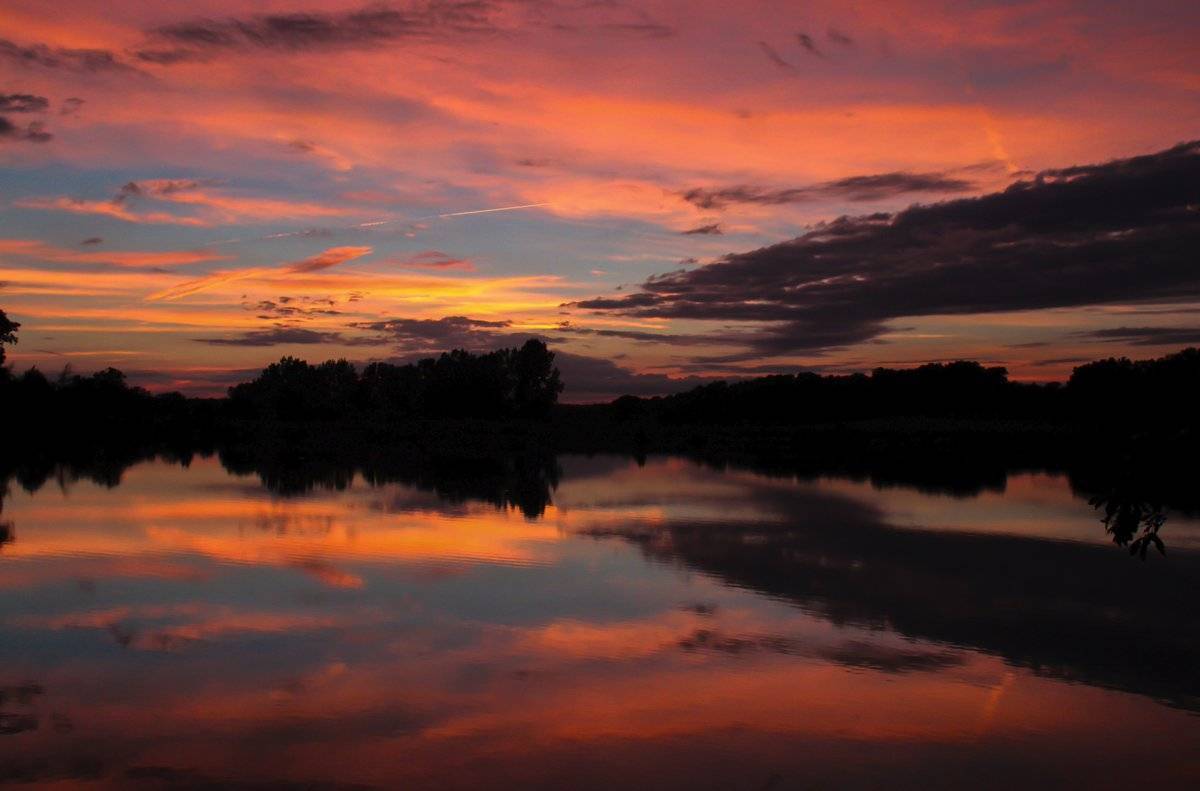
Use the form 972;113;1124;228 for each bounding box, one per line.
285;246;374;274
0;238;229;267
391;250;476;272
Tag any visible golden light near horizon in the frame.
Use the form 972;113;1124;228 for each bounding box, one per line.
5;7;1200;789
3;0;1200;396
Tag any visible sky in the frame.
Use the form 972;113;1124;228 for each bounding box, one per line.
1;0;1199;400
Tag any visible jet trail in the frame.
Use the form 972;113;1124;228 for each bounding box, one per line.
205;203;550;246
432;202;549;219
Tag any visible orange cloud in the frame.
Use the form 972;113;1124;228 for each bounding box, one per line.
15;196;210;226
17;182;361;227
391;250;477;272
285;245;373;273
0;238;229;267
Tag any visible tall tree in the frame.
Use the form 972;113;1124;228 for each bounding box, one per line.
0;309;18;367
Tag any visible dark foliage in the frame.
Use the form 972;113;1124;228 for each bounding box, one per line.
1;365;214;448
604;348;1200;430
2;301;1198;539
0;308;17;367
227;339;562;421
217;434;560;518
1067;347;1200;428
610;360;1056;425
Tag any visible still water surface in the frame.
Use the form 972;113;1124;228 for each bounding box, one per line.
2;455;1199;788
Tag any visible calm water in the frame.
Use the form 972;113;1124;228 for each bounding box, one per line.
2;455;1199;788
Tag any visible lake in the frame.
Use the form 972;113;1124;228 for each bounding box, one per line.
2;454;1199;788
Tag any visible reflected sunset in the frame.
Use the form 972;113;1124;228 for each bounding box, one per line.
4;456;1200;788
4;2;1200;787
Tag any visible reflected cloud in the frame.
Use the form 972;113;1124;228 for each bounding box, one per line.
2;449;1200;787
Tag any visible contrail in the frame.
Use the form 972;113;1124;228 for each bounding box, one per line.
432;202;549;219
205;202;550;246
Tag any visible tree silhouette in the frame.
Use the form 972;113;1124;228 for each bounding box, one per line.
0;308;18;367
1089;491;1168;559
227;340;563;421
512;339;563;417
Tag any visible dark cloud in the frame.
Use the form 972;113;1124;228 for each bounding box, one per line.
681;171;975;210
668;361;817;376
113;182;143;203
551;321;721;346
592;477;1200;712
139;1;672;63
677;628;800;655
796;32;823;57
1029;356;1092;367
352;315;518;353
552;352;720;402
576;140;1200;355
0;116;52;143
80;237;103;245
593;21;673;39
827;28;854;46
1078;326;1200;347
545;3;674;39
0;38;132;73
757;41;796;71
681;223;723;235
60;97;84;115
284;246;373;273
141;2;501;58
0;93;48;113
112;178;214;205
194;328;347;347
339;314;727;400
818;641;964;673
392;250;475;271
247;297;343;321
132;47;204;65
1103;305;1200;316
515;157;555;168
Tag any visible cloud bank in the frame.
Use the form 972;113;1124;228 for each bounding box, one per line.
576;141;1200;356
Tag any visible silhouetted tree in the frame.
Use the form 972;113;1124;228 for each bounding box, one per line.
1069;348;1200;428
636;359;1057;426
1089;490;1168;559
0;308;18;369
511;339;563;417
226;342;563;421
227;356;362;420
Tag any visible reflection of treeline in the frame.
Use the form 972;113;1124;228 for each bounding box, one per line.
3;308;1199;493
1;423;1194;557
0;437;559;520
218;432;560;518
226;340;562;421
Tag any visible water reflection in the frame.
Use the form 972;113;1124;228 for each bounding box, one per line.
218;443;561;518
1;454;1199;788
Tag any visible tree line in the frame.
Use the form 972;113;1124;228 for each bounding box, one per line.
609;351;1200;430
2;305;1199;431
225;340;562;420
1;309;562;429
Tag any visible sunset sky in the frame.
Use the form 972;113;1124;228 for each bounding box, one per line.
2;0;1199;399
